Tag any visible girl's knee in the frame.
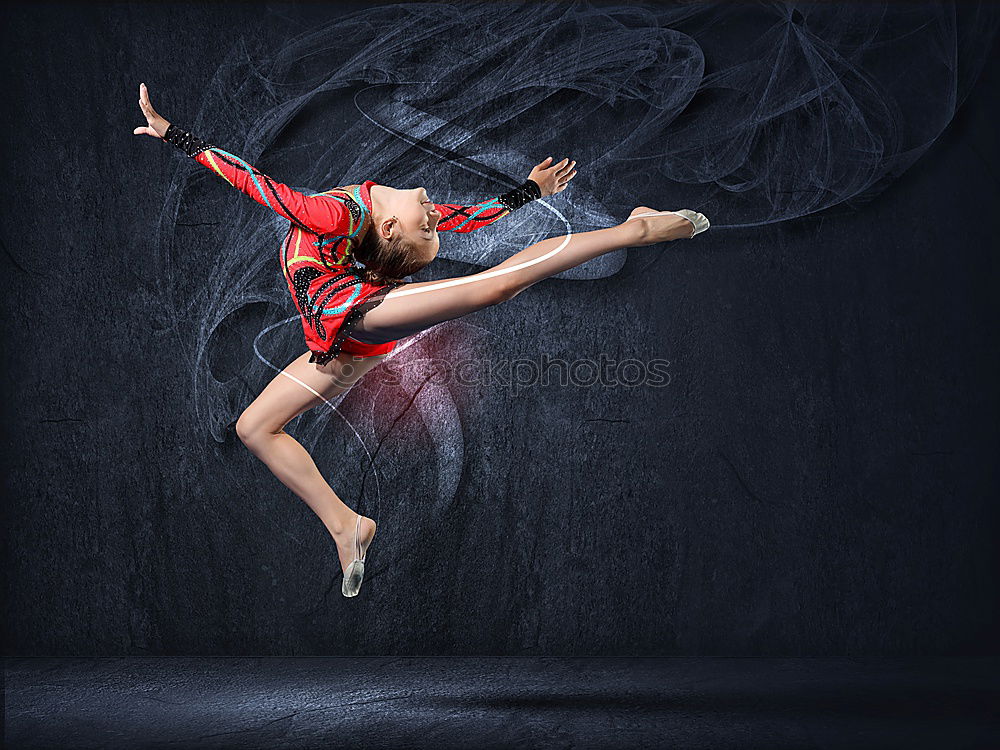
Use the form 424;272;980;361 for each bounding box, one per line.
235;411;256;445
236;409;277;447
486;278;521;305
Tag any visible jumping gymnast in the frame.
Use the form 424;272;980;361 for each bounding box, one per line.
135;82;709;597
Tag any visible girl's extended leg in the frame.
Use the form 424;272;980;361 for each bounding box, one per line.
235;349;388;575
354;208;690;343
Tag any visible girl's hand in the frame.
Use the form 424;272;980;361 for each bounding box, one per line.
527;156;577;197
133;82;171;139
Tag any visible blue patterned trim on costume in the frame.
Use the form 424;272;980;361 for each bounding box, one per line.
317;282;363;314
449;199;503;232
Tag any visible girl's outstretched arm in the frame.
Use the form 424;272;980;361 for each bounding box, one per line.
432;182;541;233
433;156;578;233
134;83;349;236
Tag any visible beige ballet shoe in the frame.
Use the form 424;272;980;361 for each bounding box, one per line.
626;209;710;238
342;513;374;598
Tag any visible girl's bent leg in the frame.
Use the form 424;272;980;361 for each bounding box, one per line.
356;220;647;344
235;350;386;539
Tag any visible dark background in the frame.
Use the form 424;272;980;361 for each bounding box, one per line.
2;1;997;656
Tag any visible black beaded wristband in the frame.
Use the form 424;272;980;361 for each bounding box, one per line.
163;123;213;157
497;179;542;212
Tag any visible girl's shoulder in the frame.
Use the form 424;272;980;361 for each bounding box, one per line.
314;184;360;199
325;184;370;209
312;185;368;227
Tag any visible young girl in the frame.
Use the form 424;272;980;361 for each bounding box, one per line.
135;82;709;597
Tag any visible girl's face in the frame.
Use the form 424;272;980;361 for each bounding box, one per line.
374;186;442;263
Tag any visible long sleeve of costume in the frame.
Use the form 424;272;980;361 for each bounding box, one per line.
161;124;349;236
432;179;542;234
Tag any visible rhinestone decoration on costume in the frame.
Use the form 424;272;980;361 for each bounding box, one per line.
162;124;541;365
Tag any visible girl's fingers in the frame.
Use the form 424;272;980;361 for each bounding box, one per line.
139;83;156;116
550;158;575;174
140;101;158;124
556;170;578;189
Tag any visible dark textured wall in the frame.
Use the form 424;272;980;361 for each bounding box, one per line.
2;1;998;656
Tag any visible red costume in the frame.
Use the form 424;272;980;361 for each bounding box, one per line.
161;124;541;364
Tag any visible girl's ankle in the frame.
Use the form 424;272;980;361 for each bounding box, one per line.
619;217;650;246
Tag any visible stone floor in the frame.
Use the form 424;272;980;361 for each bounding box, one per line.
4;657;998;749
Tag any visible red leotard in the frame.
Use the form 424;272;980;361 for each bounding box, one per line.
160;124;541;364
